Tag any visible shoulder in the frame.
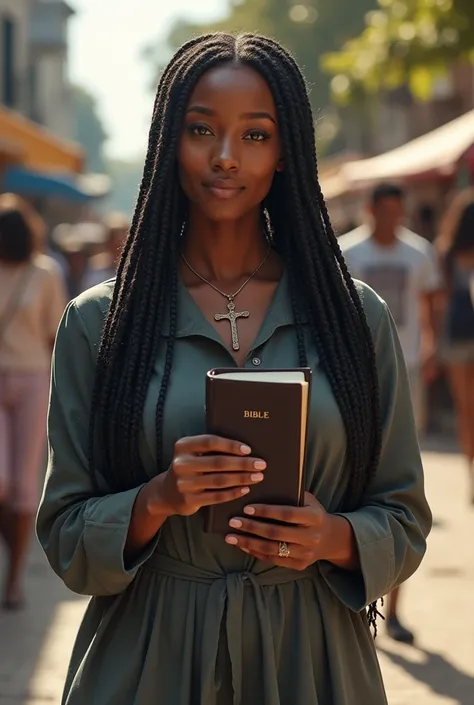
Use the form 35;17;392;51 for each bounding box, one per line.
73;278;116;319
353;279;387;337
338;225;371;253
63;279;116;347
398;228;435;261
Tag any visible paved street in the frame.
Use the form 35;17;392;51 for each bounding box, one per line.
0;446;473;704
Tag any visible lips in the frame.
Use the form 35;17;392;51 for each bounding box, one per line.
204;180;244;200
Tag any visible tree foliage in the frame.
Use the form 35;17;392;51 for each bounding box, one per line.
148;0;377;148
323;0;474;103
71;85;108;173
105;157;144;218
71;85;144;213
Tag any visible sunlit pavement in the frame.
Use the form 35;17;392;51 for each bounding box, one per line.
376;445;474;704
0;446;472;704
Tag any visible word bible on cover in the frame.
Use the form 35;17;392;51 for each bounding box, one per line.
204;367;312;534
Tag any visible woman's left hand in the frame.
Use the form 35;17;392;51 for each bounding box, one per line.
225;492;336;570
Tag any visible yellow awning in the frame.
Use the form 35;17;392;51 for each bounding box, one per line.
0;106;84;174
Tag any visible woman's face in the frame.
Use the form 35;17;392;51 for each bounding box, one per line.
178;63;283;222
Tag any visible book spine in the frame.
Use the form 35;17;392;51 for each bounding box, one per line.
204;376;215;533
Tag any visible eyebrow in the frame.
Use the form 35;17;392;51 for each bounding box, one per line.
186;106;276;124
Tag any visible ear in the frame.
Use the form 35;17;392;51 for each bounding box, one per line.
276;158;285;173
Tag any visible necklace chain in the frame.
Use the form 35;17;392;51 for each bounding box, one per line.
181;245;272;301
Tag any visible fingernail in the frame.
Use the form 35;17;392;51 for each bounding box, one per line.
244;506;255;515
229;518;242;528
254;460;266;470
240;444;252;454
250;473;264;482
225;536;238;544
241;487;250;495
241;548;250;553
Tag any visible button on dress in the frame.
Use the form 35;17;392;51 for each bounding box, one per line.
37;273;431;705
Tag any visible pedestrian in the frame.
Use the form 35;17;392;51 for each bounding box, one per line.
37;34;431;705
340;183;442;645
52;222;109;299
83;212;129;289
436;189;474;503
0;194;66;609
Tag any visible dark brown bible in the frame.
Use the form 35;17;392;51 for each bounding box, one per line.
203;367;312;534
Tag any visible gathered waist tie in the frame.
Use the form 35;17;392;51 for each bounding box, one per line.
144;552;316;705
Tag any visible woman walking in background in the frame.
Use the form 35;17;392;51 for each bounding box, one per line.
437;190;474;504
0;194;66;609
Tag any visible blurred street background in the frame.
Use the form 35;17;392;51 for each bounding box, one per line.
1;0;474;703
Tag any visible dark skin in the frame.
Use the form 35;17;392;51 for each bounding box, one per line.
126;65;358;572
178;63;284;366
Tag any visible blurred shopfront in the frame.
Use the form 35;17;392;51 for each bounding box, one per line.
0;104;109;233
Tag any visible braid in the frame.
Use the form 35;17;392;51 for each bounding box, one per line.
242;35;380;506
89;32;383;630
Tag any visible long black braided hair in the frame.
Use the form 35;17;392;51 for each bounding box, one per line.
89;33;383;632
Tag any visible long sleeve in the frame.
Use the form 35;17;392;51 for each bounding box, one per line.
319;302;432;611
36;297;160;596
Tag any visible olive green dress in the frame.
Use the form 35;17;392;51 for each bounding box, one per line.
36;273;431;705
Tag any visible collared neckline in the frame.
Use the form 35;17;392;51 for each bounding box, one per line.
160;267;308;349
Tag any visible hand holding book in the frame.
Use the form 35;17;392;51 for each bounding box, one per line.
204;367;311;532
145;434;268;518
224;491;360;572
125;433;267;558
131;366;358;573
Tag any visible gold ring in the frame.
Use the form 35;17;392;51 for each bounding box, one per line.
278;541;290;558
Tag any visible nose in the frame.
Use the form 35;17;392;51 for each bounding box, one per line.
211;135;240;173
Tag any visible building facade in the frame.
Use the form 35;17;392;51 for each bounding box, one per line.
29;0;75;138
0;0;107;224
345;63;474;157
0;0;32;115
0;0;75;137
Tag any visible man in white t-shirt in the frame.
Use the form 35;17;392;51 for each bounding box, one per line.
340;183;442;644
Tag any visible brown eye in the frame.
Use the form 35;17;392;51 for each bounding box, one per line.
188;124;213;136
243;130;270;142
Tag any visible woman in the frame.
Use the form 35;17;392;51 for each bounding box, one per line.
0;194;66;609
437;190;474;503
37;34;431;705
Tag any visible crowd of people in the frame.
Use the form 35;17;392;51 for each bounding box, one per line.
340;183;474;645
49;212;129;300
341;183;474;507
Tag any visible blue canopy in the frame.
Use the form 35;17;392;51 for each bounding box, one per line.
1;165;109;203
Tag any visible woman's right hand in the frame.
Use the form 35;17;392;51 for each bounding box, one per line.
148;435;267;517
